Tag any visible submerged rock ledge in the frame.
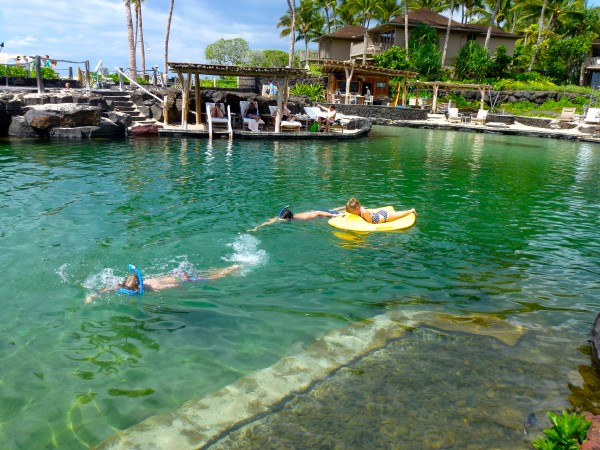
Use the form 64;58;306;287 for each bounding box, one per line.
94;311;524;449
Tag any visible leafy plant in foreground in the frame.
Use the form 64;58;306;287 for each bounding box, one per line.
290;83;324;102
533;411;591;450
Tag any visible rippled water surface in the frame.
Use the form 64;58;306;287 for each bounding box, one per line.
0;128;599;448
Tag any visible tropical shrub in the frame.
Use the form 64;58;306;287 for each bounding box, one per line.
533;411;591;450
487;46;512;79
290;82;325;101
409;23;443;80
537;36;593;85
373;45;412;71
453;41;493;82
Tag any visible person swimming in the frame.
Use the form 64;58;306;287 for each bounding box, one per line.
85;263;241;304
249;205;341;231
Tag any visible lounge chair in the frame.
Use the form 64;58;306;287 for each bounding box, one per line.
239;101;265;131
555;107;576;122
471;109;488;125
304;106;345;132
447;107;462;123
205;102;232;136
583;107;600;124
268;106;302;132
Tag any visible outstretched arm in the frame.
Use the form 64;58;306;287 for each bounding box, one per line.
205;264;242;280
85;284;119;304
248;216;278;232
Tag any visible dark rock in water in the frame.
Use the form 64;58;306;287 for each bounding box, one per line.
592;313;600;367
24;104;102;129
8;116;43;137
130;123;162;135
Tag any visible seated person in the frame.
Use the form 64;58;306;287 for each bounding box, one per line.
211;102;225;118
249;205;341;232
345;198;416;224
85;263;241;303
243;101;261;122
272;105;295;122
317;104;337;132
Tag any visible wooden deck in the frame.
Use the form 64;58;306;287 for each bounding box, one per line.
158;124;371;140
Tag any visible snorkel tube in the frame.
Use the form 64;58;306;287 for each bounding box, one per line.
278;205;291;219
116;264;144;295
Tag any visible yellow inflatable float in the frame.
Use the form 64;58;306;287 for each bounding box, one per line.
328;206;417;232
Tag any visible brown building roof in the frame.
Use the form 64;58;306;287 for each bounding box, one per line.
374;8;518;39
322;24;367;40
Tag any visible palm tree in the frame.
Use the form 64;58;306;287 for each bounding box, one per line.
287;0;297;66
133;0;147;77
528;0;547;70
441;0;456;66
164;0;174;85
315;0;338;33
296;3;326;62
374;0;403;24
123;0;137;81
484;0;501;49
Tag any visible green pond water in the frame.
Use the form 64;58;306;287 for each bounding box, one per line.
0;127;599;449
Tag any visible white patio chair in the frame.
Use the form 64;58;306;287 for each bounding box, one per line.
205;102;232;136
240;100;265;131
471;109;488;125
268;106;302;132
447;107;461;123
583;107;600;124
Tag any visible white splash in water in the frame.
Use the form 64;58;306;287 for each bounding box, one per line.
224;234;268;270
83;268;122;290
56;264;70;284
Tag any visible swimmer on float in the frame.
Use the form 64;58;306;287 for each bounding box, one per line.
85;263;241;304
345;197;416;224
248;205;342;232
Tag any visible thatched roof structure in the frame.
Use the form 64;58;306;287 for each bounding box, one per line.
167;62;309;134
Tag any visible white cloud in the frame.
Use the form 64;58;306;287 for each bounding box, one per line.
0;0;298;75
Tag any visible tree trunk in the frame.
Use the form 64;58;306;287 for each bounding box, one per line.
441;0;454;67
287;0;296;67
484;0;500;50
529;0;547;71
164;0;174;86
404;0;409;55
124;0;137;82
138;1;146;76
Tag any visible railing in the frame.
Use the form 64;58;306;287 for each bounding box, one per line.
2;56;91;93
584;57;600;68
114;67;164;106
298;49;320;65
349;41;392;59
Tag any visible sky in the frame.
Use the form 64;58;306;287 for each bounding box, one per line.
0;0;295;76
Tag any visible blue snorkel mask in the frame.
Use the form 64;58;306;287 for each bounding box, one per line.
117;264;144;295
278;205;291;219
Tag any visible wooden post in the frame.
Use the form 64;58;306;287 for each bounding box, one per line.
195;73;201;125
402;76;407;106
163;95;169;125
480;87;485;110
84;60;91;91
432;84;439;113
177;71;187;129
344;65;354;104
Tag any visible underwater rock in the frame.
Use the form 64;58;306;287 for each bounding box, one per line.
591;313;600;367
